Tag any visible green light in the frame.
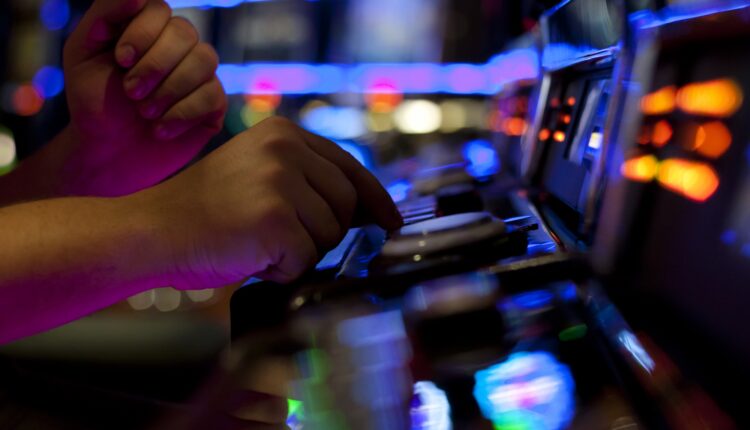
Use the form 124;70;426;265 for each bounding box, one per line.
558;324;588;342
288;398;303;419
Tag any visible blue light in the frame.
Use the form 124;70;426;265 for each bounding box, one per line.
167;0;273;8
336;141;371;170
741;243;750;258
301;106;366;140
387;180;412;204
411;381;453;430
32;66;65;98
216;61;532;96
474;352;576;430
462;139;500;178
512;290;554;310
720;230;738;246
40;0;70;31
617;330;655;373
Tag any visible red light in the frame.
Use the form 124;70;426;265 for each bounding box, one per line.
538;129;550;141
550;98;560;108
12;84;44;117
366;81;403;113
651;120;673;147
621;154;659;182
553;131;566;142
692;121;732;159
638;124;651;145
657;158;720;202
561;114;571;125
641;86;676;116
566;97;576;106
677;79;743;117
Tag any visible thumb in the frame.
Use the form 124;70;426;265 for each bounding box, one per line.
64;0;148;66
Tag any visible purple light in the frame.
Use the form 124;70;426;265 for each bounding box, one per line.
446;64;487;94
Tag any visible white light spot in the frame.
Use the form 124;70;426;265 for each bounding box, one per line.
394;100;442;134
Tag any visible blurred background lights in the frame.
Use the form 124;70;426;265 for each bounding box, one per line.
463;139;500;178
301;106;366;140
677;78;743;117
387;180;412;203
154;288;182;312
641;85;676;115
692;121;732;158
473;352;576;430
0;128;17;175
411;381;453;430
394;100;442;134
651;120;673;147
657;158;720;202
40;0;70;31
336;141;370;169
33;66;65;98
12;84;45;117
621;154;659;183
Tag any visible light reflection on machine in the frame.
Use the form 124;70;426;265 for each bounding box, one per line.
411;381;454;430
474;352;576;430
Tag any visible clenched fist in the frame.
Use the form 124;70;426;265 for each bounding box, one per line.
63;0;227;196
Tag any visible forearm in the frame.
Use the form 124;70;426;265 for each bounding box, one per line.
0;192;173;343
0;125;80;206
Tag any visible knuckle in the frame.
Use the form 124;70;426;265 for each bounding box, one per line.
169;17;199;44
194;43;219;70
153;0;172;16
261;115;294;129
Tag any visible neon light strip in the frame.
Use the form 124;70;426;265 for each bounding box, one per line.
167;0;277;8
217;49;538;95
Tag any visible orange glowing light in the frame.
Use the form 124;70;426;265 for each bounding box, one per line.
12;84;44;117
366;83;403;113
245;93;282;112
651;120;673;147
553;131;566;142
621;154;659;182
641;85;676;115
677;79;743;117
566;97;576;106
657;158;720;202
538;128;551;141
504;117;527;136
692;121;732;158
562;114;572;124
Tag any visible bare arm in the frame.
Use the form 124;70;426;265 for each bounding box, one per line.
0;193;169;343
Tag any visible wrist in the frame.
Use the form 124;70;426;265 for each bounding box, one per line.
116;187;185;291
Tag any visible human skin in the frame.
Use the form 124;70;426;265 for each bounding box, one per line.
0;0;402;344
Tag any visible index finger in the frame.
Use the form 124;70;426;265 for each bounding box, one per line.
64;0;148;66
297;129;403;231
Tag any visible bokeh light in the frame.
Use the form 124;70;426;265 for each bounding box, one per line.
651;120;673;147
641;85;676;116
657;158;720;202
692;121;732;159
0;127;17;175
474;352;576;430
463;139;500;178
40;0;70;31
621;154;659;183
677;78;743;118
394;100;442;134
12;84;45;116
33;66;65;98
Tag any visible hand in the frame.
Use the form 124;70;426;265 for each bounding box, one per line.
140;117;403;288
62;0;227;196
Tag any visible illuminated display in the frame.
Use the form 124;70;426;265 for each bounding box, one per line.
411;381;453;430
474;352;576;430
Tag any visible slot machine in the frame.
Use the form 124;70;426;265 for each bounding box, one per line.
220;1;662;429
